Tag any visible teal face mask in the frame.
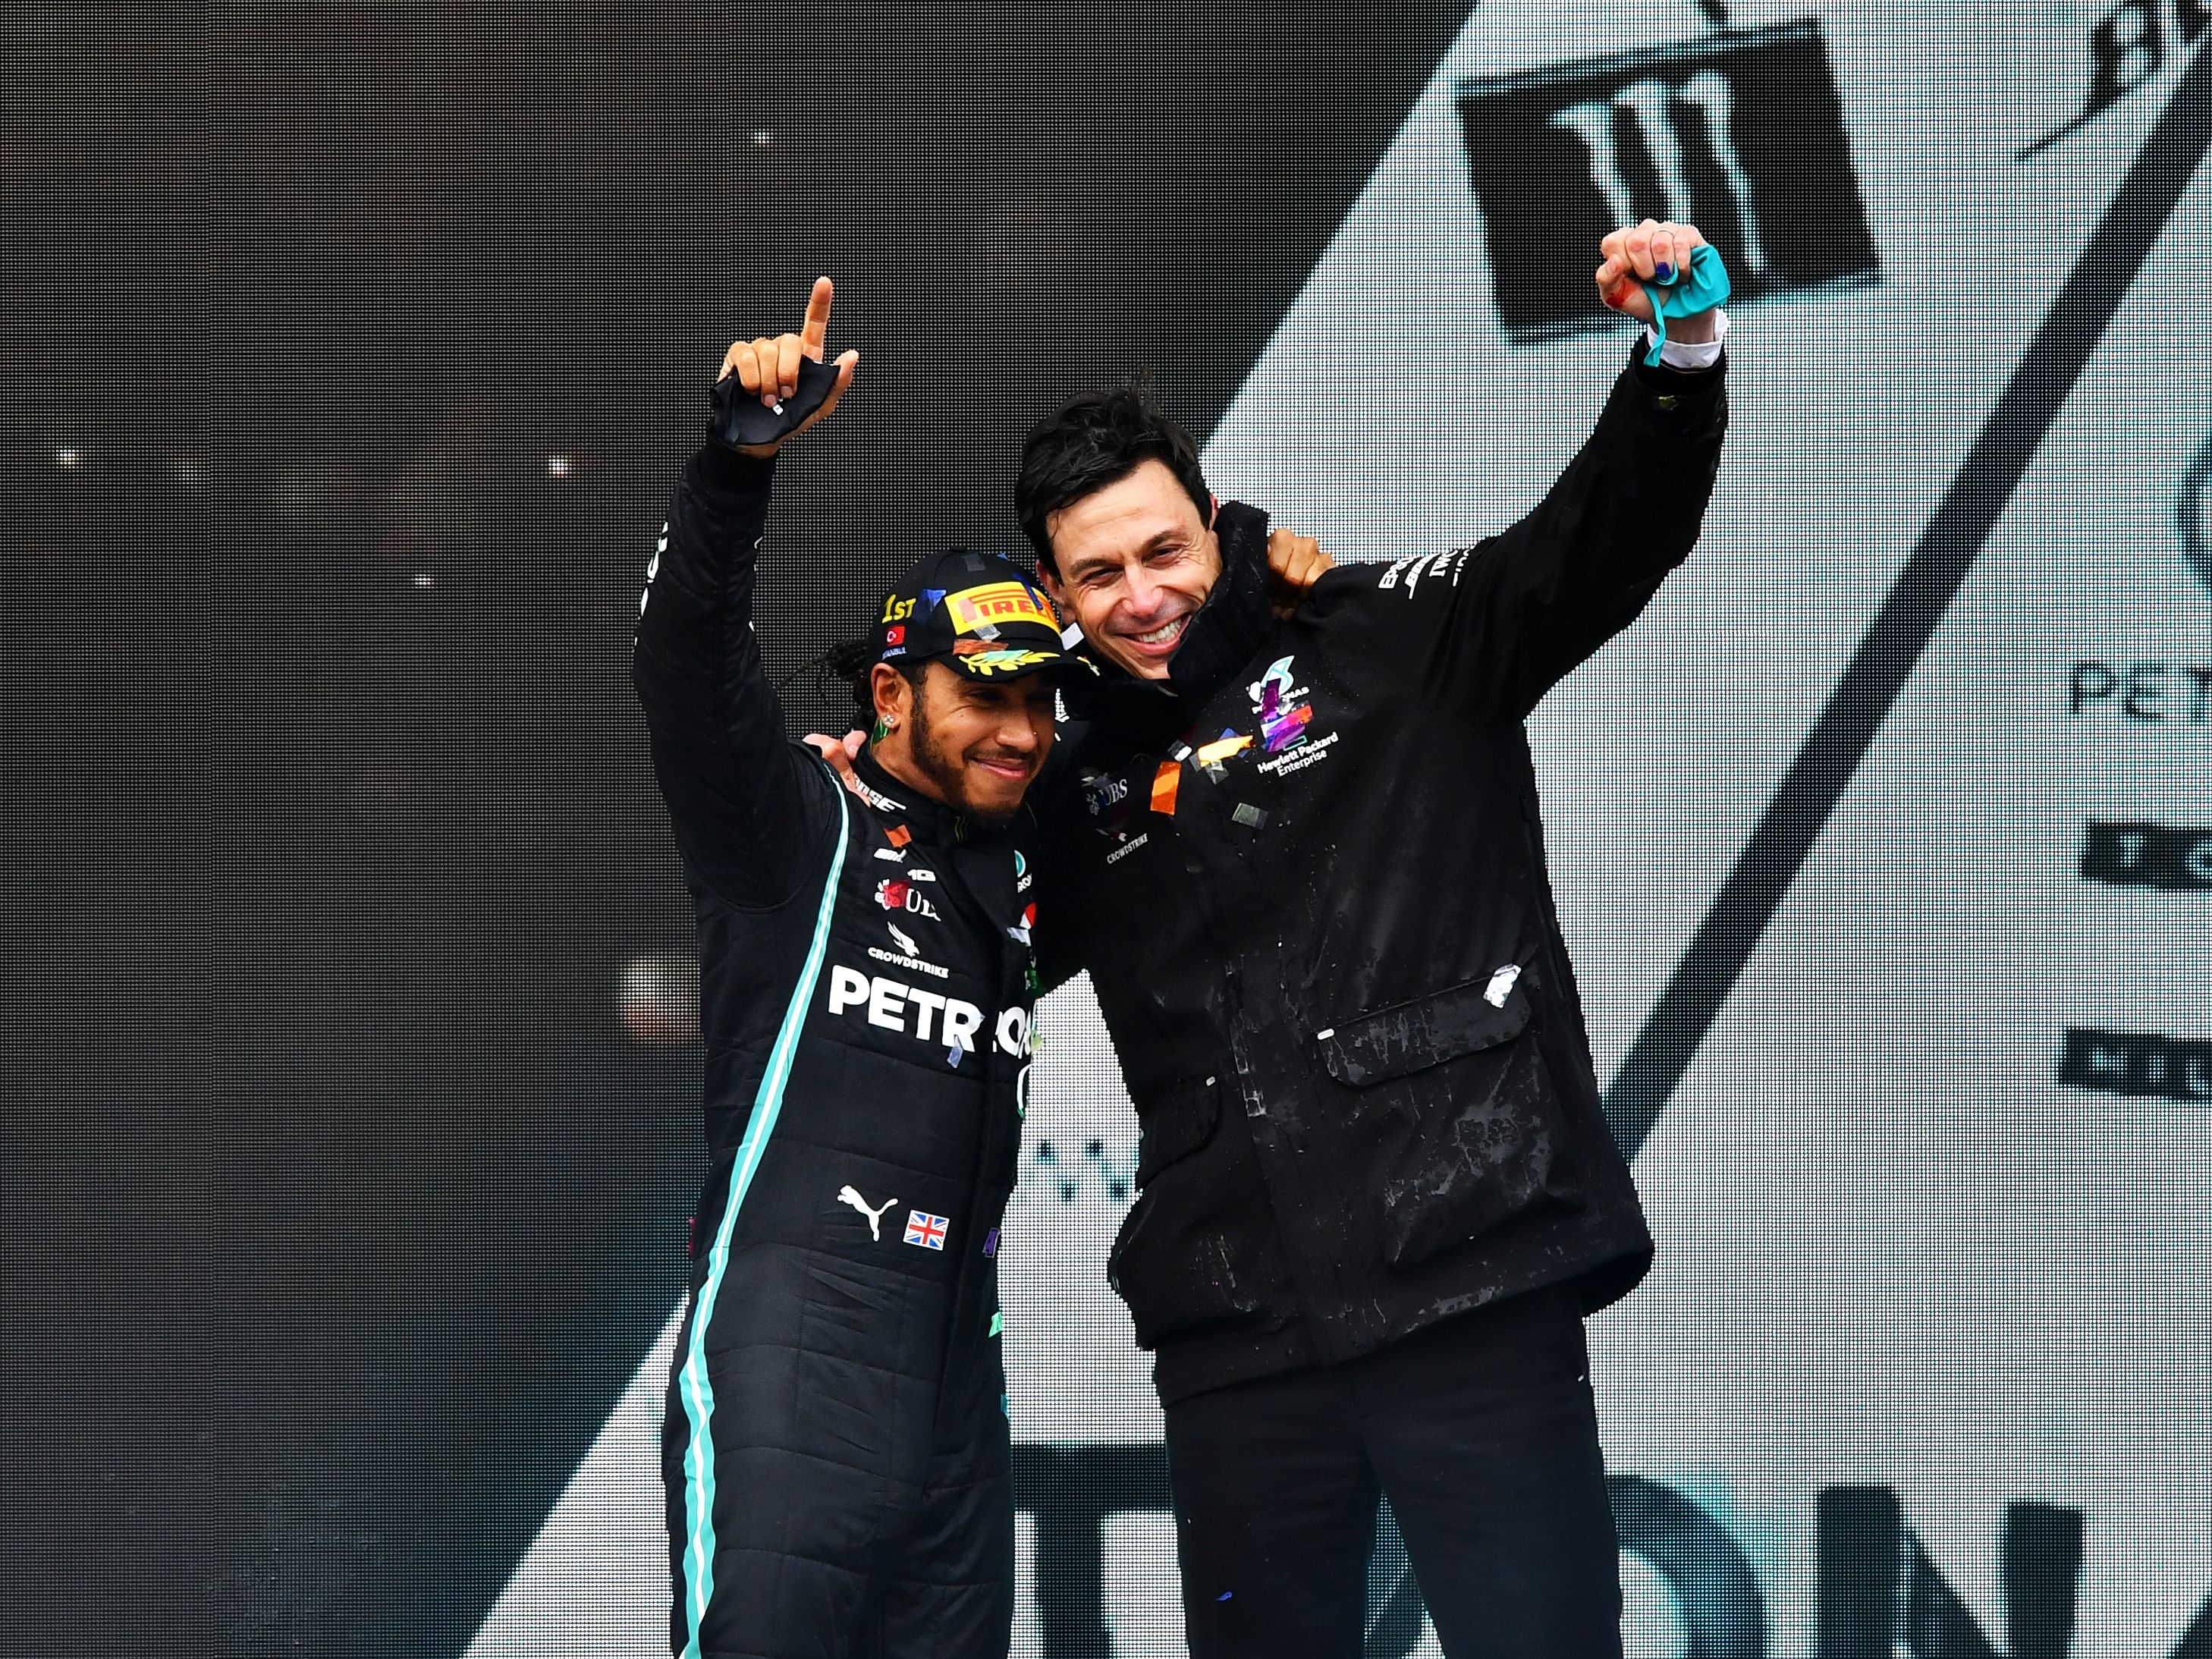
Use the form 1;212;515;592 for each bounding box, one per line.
1643;242;1732;365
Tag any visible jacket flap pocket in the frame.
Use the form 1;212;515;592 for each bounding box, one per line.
1318;973;1532;1088
1134;1074;1223;1186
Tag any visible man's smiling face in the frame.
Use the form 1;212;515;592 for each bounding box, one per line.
1040;457;1222;681
875;660;1057;824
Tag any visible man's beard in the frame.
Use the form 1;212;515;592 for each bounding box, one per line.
906;691;1016;823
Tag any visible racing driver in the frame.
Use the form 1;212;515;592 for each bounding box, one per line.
632;279;1065;1659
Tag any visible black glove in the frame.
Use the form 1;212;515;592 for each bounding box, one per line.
709;356;844;448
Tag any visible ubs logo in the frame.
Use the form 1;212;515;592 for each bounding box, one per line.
2179;427;2212;604
1456;19;1880;341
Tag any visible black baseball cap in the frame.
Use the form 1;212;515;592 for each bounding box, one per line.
873;548;1070;681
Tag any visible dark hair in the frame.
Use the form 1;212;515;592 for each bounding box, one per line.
1014;373;1210;575
783;636;922;721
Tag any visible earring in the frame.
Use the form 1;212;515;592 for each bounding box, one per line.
872;715;895;740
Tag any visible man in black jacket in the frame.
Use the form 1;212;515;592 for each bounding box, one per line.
633;280;1069;1658
1020;220;1731;1656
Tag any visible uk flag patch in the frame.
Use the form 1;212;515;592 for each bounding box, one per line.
903;1210;949;1251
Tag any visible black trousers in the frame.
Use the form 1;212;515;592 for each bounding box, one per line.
1161;1287;1623;1659
663;1251;1013;1659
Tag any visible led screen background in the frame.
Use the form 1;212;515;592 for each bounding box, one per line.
4;4;2208;1656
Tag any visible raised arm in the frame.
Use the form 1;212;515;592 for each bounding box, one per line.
1412;221;1730;722
632;278;860;906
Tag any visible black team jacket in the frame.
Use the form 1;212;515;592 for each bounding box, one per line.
1032;345;1729;1406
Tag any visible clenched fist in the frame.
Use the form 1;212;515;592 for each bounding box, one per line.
720;277;861;456
1593;220;1719;344
1266;527;1334;620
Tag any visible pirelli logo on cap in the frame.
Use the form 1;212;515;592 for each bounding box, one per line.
944;580;1056;636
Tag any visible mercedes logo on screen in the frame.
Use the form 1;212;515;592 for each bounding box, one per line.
2182;429;2212;602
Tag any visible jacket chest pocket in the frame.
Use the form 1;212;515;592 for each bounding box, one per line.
1315;972;1531;1087
1317;973;1580;1271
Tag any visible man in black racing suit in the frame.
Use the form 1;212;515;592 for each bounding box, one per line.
631;279;1067;1659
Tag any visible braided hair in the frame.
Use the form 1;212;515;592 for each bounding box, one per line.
781;636;924;725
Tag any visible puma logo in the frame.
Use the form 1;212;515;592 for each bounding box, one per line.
837;1185;897;1241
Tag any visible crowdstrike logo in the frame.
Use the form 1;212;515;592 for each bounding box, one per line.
869;921;950;981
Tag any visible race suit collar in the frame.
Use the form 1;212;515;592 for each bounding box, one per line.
1057;500;1273;746
850;745;1004;847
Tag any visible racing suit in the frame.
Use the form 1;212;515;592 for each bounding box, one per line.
633;444;1038;1659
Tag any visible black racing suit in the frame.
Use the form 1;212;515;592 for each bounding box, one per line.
633;444;1038;1659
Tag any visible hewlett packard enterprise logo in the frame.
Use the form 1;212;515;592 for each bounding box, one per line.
1456;20;1880;341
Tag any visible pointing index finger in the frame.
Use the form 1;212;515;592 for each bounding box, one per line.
800;276;835;360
